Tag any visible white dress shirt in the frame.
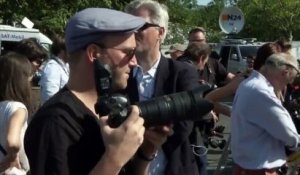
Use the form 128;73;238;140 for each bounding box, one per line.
231;70;300;169
133;55;167;175
39;56;69;104
133;56;160;101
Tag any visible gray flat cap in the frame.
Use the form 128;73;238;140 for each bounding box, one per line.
65;8;145;53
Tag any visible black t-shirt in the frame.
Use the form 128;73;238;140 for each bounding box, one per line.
24;87;105;175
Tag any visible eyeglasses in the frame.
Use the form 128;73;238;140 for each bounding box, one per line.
93;43;136;61
138;22;161;31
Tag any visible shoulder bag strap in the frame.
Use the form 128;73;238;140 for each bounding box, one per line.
0;143;7;155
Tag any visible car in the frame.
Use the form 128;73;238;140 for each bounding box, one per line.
0;24;52;55
214;38;263;73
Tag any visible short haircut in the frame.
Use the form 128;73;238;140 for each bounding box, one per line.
254;41;292;70
13;38;48;63
188;27;206;37
275;40;292;52
265;53;298;72
125;0;169;43
50;35;66;56
184;42;211;62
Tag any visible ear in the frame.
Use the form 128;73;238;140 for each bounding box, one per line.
85;44;101;62
200;55;209;62
281;68;290;77
158;27;165;41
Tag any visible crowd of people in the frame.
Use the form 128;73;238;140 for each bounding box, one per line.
0;0;299;175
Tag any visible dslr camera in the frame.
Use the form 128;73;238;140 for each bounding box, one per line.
93;59;214;127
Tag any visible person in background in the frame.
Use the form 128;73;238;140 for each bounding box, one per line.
231;53;300;175
188;27;207;44
184;42;216;86
187;27;223;61
178;30;234;174
125;1;202;174
164;43;185;59
179;27;235;87
182;41;223;175
205;42;292;116
39;35;69;104
24;8;171;175
13;38;48;86
0;52;32;174
246;55;256;72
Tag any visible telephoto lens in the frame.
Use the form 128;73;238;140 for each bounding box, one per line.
98;84;214;128
94;58;214;128
137;85;214;127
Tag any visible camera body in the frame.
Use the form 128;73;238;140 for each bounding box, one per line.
93;59;214;128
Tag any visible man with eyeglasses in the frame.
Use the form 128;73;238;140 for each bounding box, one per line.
125;1;203;175
179;27;235;86
188;27;207;44
24;8;172;175
231;53;300;175
177;27;235;175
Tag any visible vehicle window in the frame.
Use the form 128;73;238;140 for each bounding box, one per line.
219;46;230;68
240;46;260;59
230;47;239;61
41;43;51;52
0;41;19;55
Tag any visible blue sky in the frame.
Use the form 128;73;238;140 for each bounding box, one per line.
197;0;212;6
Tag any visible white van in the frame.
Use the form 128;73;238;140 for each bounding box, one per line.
0;25;52;55
291;41;300;60
216;38;263;73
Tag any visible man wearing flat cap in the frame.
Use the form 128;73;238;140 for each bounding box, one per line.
24;8;171;175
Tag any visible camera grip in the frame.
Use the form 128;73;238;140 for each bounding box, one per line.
107;106;131;128
95;94;131;128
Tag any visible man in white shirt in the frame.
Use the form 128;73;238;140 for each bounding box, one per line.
231;53;300;175
39;35;69;104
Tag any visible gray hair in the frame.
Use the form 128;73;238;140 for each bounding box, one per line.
264;53;299;72
125;0;169;43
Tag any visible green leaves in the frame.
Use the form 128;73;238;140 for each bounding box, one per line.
1;0;300;43
237;0;300;41
0;0;114;38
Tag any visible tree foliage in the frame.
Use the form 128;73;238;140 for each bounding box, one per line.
238;0;300;41
163;0;200;44
0;0;300;43
0;0;114;38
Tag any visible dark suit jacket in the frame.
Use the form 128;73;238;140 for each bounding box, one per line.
126;55;201;175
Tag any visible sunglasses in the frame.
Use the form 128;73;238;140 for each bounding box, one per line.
93;43;136;61
139;22;161;31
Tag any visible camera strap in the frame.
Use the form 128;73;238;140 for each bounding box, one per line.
206;59;216;87
0;143;7;155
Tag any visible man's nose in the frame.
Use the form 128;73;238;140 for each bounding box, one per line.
129;55;137;66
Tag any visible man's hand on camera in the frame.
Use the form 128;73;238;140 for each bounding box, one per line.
98;105;145;169
138;124;174;160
